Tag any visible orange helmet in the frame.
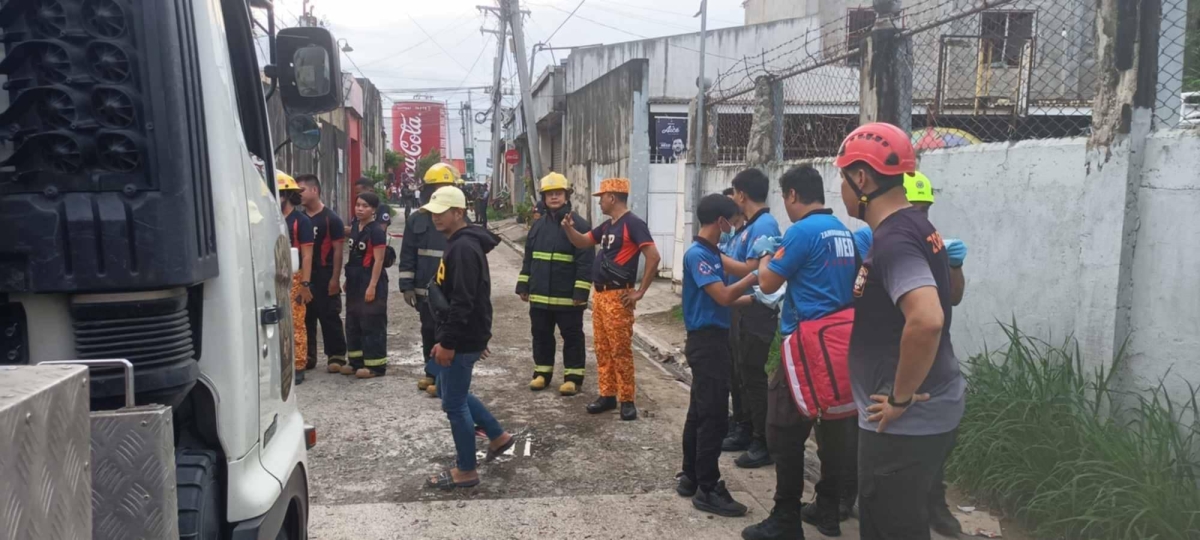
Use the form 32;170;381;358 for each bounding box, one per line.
834;122;917;177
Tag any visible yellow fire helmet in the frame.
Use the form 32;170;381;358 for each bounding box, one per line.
276;170;300;191
904;171;935;204
539;172;570;193
424;162;459;185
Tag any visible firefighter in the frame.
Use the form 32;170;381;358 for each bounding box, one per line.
343;192;390;379
278;171;314;385
399;163;459;396
516;173;594;396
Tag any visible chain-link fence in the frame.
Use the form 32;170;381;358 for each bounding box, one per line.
705;0;1192;164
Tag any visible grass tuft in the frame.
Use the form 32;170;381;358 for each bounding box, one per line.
948;321;1200;539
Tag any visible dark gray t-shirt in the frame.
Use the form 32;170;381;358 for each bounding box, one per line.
849;206;965;435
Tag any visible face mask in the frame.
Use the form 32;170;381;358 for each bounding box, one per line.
719;230;734;245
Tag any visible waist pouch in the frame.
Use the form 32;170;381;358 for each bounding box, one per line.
598;257;634;285
781;307;856;420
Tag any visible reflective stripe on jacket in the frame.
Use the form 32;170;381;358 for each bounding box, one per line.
516;208;593;311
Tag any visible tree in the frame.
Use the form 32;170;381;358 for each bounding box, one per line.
384;149;401;173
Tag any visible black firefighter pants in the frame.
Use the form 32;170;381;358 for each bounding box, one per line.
346;311;387;375
530;307;586;384
304;272;347;368
417;297;437;378
766;369;858;507
858;428;957;540
730;309;771;442
681;328;732;491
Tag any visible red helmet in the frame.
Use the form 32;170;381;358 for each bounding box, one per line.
834;122;917;176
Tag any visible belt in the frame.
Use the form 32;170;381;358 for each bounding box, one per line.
418;249;443;258
594;283;632;292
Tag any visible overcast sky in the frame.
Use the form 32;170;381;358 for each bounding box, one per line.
268;0;747;111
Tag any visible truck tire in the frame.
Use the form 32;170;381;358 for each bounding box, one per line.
176;449;221;540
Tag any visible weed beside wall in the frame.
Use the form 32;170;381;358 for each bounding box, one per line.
948;324;1200;539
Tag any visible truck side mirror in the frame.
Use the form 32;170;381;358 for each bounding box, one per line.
275;27;343;114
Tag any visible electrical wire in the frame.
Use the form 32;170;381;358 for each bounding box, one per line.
537;4;737;61
543;0;586;46
357;8;480;68
590;0;741;25
406;13;472;73
454;41;493;92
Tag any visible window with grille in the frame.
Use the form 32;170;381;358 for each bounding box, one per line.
980;11;1034;68
847;9;877;67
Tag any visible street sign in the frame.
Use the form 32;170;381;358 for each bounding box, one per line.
465;147;475;176
505;148;519;165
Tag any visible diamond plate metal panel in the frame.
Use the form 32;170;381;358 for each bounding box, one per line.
0;365;93;540
90;405;178;540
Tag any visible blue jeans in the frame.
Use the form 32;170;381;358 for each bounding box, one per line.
430;352;505;472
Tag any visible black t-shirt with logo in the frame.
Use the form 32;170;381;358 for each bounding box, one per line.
589;212;654;288
306;207;345;276
849;206;965;436
285;209;314;249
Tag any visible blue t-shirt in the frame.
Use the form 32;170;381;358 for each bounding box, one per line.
733;209;782;263
682;238;730;331
854;227;873;259
767;210;856;334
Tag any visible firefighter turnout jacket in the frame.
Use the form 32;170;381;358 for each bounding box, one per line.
516;205;594;310
397;209;446;297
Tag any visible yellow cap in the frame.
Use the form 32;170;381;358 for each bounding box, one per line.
904;171;935;204
539;172;570;193
424;163;459;185
276;171;300;191
421;186;467;214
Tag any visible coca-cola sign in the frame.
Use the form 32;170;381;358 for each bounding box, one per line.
391;101;447;188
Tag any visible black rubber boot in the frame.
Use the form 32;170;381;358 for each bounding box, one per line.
929;501;963;537
586;396;617;414
741;502;804;540
800;497;841;537
675;472;697;497
620;401;638;421
838;499;855;522
692;480;748;517
735;438;773;469
294;369;305;385
722;423;753;452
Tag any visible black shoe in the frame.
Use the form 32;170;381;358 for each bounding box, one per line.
741;503;803;540
838;499;855;522
294;369;306;385
722;423;753;452
800;499;841;537
735;439;773;469
692;480;748;517
675;472;697;497
586;396;617;414
620;401;638;421
929;501;962;537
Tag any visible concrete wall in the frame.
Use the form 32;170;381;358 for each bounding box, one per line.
695;131;1200;400
564;60;651;224
743;0;810;25
1126;130;1200;397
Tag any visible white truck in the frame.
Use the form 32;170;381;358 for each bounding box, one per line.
0;0;342;537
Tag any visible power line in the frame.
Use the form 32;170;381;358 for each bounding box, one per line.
581;2;697;33
454;41;492;91
357;8;480;68
406;13;471;73
536;3;737;61
544;0;586;45
591;0;740;25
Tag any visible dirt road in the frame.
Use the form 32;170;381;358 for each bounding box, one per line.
295;218;968;539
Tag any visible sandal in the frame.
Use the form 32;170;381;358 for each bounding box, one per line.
485;433;517;462
425;470;479;490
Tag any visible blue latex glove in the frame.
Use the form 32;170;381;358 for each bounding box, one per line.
750;235;781;258
945;238;968;267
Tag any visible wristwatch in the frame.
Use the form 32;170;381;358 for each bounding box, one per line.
301;281;311;288
887;394;913;408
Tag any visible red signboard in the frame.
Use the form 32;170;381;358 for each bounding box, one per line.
505;149;520;165
391;101;448;188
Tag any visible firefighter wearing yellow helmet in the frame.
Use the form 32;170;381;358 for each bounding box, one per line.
277;170;315;384
399;162;463;396
515;172;594;396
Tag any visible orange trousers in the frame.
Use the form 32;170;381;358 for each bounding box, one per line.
291;274;308;371
593;289;636;402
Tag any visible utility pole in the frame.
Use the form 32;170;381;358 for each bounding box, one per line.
460;90;475;179
507;0;543;182
691;0;708;237
480;3;508;194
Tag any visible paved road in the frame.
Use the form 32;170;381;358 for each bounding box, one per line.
295;219;968;539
